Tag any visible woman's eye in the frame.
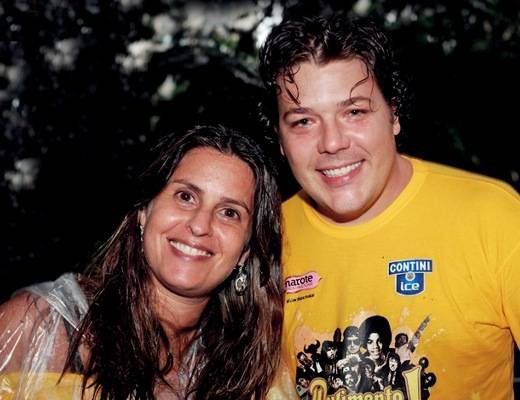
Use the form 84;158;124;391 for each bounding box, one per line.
176;191;194;203
222;208;240;219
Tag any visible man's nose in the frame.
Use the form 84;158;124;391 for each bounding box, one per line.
317;120;351;154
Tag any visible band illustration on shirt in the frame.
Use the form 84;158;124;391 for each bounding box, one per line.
295;315;436;399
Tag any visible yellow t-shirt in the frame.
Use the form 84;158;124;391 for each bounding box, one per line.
274;158;520;399
0;372;91;399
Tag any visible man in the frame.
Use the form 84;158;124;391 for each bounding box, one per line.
259;14;520;399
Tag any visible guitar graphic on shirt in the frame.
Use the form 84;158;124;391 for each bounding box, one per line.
408;315;431;352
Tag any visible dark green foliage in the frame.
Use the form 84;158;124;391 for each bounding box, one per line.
1;0;518;300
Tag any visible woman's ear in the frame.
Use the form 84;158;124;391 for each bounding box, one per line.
138;208;147;228
279;142;286;157
238;248;250;266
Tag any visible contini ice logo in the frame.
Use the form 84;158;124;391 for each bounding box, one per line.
388;259;433;296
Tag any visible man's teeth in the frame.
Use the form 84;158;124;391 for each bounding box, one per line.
322;161;362;177
170;241;211;257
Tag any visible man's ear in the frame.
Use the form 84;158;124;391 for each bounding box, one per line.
391;106;401;136
275;126;286;156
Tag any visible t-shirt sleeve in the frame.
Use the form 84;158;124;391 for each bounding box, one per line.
501;242;520;344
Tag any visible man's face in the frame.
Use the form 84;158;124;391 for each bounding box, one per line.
346;334;360;354
276;59;409;224
366;332;383;360
344;372;356;387
389;357;398;371
326;347;337;359
298;353;311;367
363;363;374;378
332;377;343;389
396;333;408;347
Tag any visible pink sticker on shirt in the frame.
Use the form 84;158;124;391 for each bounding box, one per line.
285;271;321;294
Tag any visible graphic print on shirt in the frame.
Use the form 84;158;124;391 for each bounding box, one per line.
285;271;322;294
294;315;436;400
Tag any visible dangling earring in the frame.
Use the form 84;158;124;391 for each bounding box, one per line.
234;264;248;294
139;224;145;253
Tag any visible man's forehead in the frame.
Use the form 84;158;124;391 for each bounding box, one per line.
275;61;376;104
276;58;372;82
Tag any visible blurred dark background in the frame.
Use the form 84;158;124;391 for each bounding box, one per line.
1;0;519;389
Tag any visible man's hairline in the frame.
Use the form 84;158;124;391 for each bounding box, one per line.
272;58;385;134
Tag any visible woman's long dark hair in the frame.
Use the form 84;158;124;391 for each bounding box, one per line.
65;125;283;399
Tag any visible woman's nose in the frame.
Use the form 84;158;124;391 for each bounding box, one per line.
187;209;213;236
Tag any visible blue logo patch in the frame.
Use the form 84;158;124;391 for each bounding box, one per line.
388;259;433;296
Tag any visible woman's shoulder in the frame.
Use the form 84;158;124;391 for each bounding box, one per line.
23;273;89;328
0;290;47;332
0;273;88;372
0;289;88;399
0;290;53;375
1;273;87;325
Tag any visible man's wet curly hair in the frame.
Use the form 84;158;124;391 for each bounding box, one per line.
258;14;410;129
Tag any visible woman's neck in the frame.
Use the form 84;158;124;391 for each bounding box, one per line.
153;284;208;340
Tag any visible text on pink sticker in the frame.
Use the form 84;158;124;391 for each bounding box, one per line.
285;271;321;294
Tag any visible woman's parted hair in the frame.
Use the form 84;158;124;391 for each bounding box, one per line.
258;14;410;130
68;125;283;400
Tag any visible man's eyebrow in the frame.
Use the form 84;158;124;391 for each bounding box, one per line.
338;96;371;108
282;96;372;120
281;107;312;120
171;179;251;214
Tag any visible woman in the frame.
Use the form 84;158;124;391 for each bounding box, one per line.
0;125;283;399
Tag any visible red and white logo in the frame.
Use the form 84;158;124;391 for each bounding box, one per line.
285;271;321;294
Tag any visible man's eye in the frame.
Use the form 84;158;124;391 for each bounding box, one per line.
349;109;366;117
291;118;310;127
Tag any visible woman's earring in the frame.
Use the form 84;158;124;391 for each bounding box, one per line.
234;264;248;294
139;225;145;254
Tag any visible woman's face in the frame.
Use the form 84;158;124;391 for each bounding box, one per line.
366;332;383;360
139;147;255;301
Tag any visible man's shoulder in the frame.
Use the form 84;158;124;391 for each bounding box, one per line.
414;158;519;202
